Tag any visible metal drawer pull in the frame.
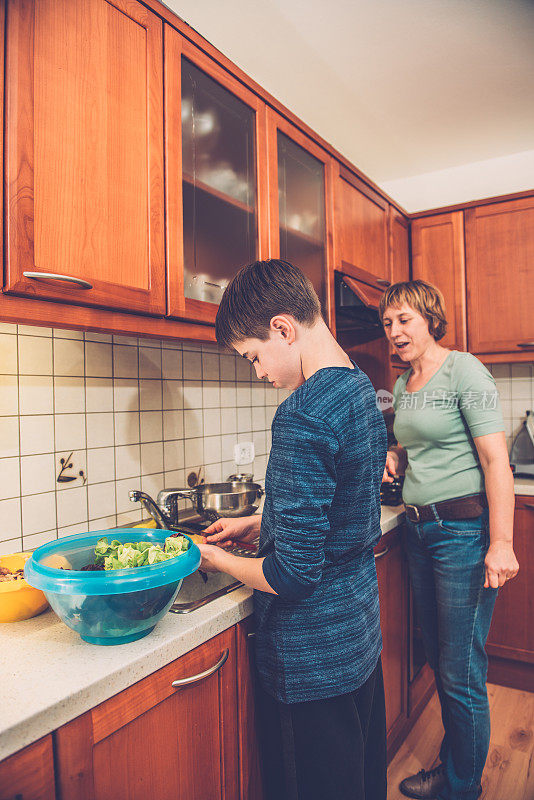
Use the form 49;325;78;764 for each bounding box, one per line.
517;342;534;348
247;631;256;639
171;648;229;687
23;271;93;290
524;503;534;510
376;278;391;287
374;546;390;560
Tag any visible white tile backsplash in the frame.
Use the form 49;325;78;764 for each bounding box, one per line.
19;415;54;456
0;456;21;501
85;341;113;378
86;377;114;412
19;375;54;415
86;413;115;449
0;375;19;415
53;338;84;376
140;410;163;443
18;335;53;375
0;333;18;373
54;376;85;414
55;413;86;452
56;486;88;528
87;447;116;485
20;453;56;496
0;324;275;553
489;362;534;452
21;492;56;536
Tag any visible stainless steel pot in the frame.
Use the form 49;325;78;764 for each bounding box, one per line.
129;481;264;528
160;482;264;522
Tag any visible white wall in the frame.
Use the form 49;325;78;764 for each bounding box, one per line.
379;150;534;214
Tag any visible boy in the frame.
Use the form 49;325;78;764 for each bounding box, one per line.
198;259;387;800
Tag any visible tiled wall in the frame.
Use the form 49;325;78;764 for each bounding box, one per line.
0;323;286;554
488;363;534;452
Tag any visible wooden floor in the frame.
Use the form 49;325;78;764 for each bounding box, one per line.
387;683;534;800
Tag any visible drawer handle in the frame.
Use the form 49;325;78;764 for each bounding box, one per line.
23;271;93;290
524;503;534;510
375;546;390;560
376;279;391;287
517;342;534;348
171;648;229;687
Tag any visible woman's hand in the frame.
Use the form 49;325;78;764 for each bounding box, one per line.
484;541;519;588
203;515;260;548
382;451;399;483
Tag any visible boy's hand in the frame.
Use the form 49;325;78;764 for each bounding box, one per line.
197;543;227;573
204;515;261;547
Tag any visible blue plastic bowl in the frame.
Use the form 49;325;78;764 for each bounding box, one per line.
24;529;201;645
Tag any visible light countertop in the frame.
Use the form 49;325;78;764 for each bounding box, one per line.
1;505;403;761
514;476;534;496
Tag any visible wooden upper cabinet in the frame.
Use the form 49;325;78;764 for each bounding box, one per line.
4;0;166;315
266;109;335;328
411;212;466;351
165;28;269;324
389;207;410;285
335;166;390;285
465;197;534;356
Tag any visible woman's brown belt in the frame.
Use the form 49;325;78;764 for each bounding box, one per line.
405;493;488;523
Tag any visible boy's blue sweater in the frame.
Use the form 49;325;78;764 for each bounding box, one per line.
256;363;387;703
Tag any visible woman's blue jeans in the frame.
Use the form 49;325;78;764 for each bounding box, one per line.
404;507;497;800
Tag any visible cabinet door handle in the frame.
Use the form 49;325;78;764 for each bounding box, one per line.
523;503;534;510
374;546;390;560
23;271;93;290
247;631;256;639
517;342;534;348
171;648;229;687
376;279;391;287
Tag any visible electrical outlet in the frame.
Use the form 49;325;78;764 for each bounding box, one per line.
234;441;255;465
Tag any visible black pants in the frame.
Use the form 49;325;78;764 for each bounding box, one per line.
255;658;387;800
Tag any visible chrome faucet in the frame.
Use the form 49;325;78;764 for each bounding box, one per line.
128;490;173;529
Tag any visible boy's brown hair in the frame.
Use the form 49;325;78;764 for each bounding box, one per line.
378;280;448;341
215;259;321;348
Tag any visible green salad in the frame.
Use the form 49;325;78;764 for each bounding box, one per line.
94;535;190;571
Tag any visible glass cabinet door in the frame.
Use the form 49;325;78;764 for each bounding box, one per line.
266;109;334;326
181;58;257;308
165;31;267;323
277;132;327;311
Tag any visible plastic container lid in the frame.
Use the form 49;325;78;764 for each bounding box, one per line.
24;529;201;596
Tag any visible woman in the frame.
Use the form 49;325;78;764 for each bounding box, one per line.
380;280;518;800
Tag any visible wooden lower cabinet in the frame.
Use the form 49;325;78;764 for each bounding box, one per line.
236;618;264;800
375;526;409;758
54;628;238;800
486;494;534;692
0;736;55;800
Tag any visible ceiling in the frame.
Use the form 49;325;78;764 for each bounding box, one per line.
163;0;534;187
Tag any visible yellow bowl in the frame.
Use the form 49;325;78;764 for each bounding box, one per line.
0;552;49;623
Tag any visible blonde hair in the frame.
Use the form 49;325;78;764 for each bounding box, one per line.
378;280;448;341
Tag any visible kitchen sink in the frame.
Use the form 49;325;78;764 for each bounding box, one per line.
169;570;243;614
115;517;255;613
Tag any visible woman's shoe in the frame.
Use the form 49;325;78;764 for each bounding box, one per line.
399;765;445;799
399;766;483;799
